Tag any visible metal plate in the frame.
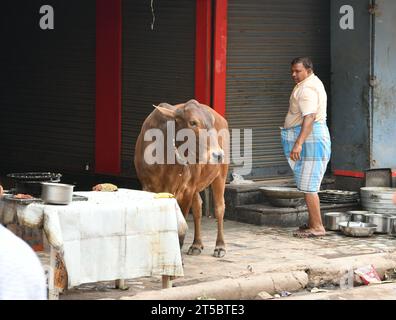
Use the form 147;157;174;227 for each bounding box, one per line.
2;194;43;205
319;189;360;204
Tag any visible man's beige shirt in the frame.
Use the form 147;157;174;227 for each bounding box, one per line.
283;73;327;128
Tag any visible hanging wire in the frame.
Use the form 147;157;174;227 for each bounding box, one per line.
150;0;155;30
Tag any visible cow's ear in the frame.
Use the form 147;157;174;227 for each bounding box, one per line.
153;104;176;118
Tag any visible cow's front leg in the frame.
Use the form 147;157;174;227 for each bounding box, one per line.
211;175;226;258
187;192;204;256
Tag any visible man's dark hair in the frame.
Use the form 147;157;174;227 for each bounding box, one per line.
291;57;314;71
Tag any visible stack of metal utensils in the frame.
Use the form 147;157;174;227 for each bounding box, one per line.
318;189;360;204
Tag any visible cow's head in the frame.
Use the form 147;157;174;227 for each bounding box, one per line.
154;99;225;164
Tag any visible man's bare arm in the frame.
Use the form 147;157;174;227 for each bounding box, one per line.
290;114;316;161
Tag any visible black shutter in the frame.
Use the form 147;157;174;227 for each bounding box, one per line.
0;1;96;173
121;0;196;176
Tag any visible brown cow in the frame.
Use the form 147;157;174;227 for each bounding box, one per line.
134;99;229;258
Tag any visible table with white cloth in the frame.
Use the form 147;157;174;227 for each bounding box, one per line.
0;189;184;299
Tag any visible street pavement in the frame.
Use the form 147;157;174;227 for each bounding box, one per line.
53;215;396;300
282;282;396;300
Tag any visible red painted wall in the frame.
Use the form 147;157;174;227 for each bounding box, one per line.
195;0;212;106
212;0;228;116
95;0;122;174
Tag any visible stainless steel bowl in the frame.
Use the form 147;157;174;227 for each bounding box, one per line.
324;212;351;231
338;221;377;237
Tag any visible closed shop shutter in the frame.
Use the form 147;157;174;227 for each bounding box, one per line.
226;0;330;179
121;0;196;176
0;1;96;173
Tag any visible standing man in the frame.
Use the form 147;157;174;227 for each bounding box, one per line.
281;57;331;238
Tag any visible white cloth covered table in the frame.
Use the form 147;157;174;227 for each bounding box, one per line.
0;189;184;288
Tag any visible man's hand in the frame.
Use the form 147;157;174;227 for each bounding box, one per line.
0;185;3;196
290;143;302;161
289;114;315;162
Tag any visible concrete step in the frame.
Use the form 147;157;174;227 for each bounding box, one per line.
231;202;360;227
224;176;335;221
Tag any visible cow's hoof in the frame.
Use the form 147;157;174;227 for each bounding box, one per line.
187;246;203;256
213;247;226;258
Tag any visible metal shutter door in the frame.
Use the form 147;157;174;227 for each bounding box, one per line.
226;0;330;179
121;0;195;176
0;1;95;173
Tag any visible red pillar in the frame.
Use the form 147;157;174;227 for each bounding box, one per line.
95;0;122;174
195;0;212;105
212;0;228;116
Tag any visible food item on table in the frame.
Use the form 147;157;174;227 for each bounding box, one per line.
154;192;175;199
14;193;34;199
92;183;118;192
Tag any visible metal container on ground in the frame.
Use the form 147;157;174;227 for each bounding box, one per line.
364;213;394;234
388;217;396;237
338;221;377;237
346;210;374;222
360;187;396;215
324;212;351;231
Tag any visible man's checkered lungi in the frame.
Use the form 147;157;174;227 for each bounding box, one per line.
281;122;331;193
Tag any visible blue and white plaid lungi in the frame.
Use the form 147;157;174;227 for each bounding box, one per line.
281;122;331;193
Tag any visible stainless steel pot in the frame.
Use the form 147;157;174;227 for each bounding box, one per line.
364;213;393;234
346;210;374;222
388;217;396;237
324;212;351;231
41;182;74;205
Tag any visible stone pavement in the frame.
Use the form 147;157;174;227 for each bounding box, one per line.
283;282;396;300
56;215;396;300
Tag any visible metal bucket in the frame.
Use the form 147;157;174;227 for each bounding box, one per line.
324;212;351;231
360;187;396;215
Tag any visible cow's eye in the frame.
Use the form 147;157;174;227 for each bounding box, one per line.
189;121;198;127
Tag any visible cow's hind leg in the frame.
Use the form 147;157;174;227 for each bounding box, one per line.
211;173;226;258
187;192;204;256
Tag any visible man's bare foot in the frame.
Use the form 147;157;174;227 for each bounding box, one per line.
293;228;326;238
